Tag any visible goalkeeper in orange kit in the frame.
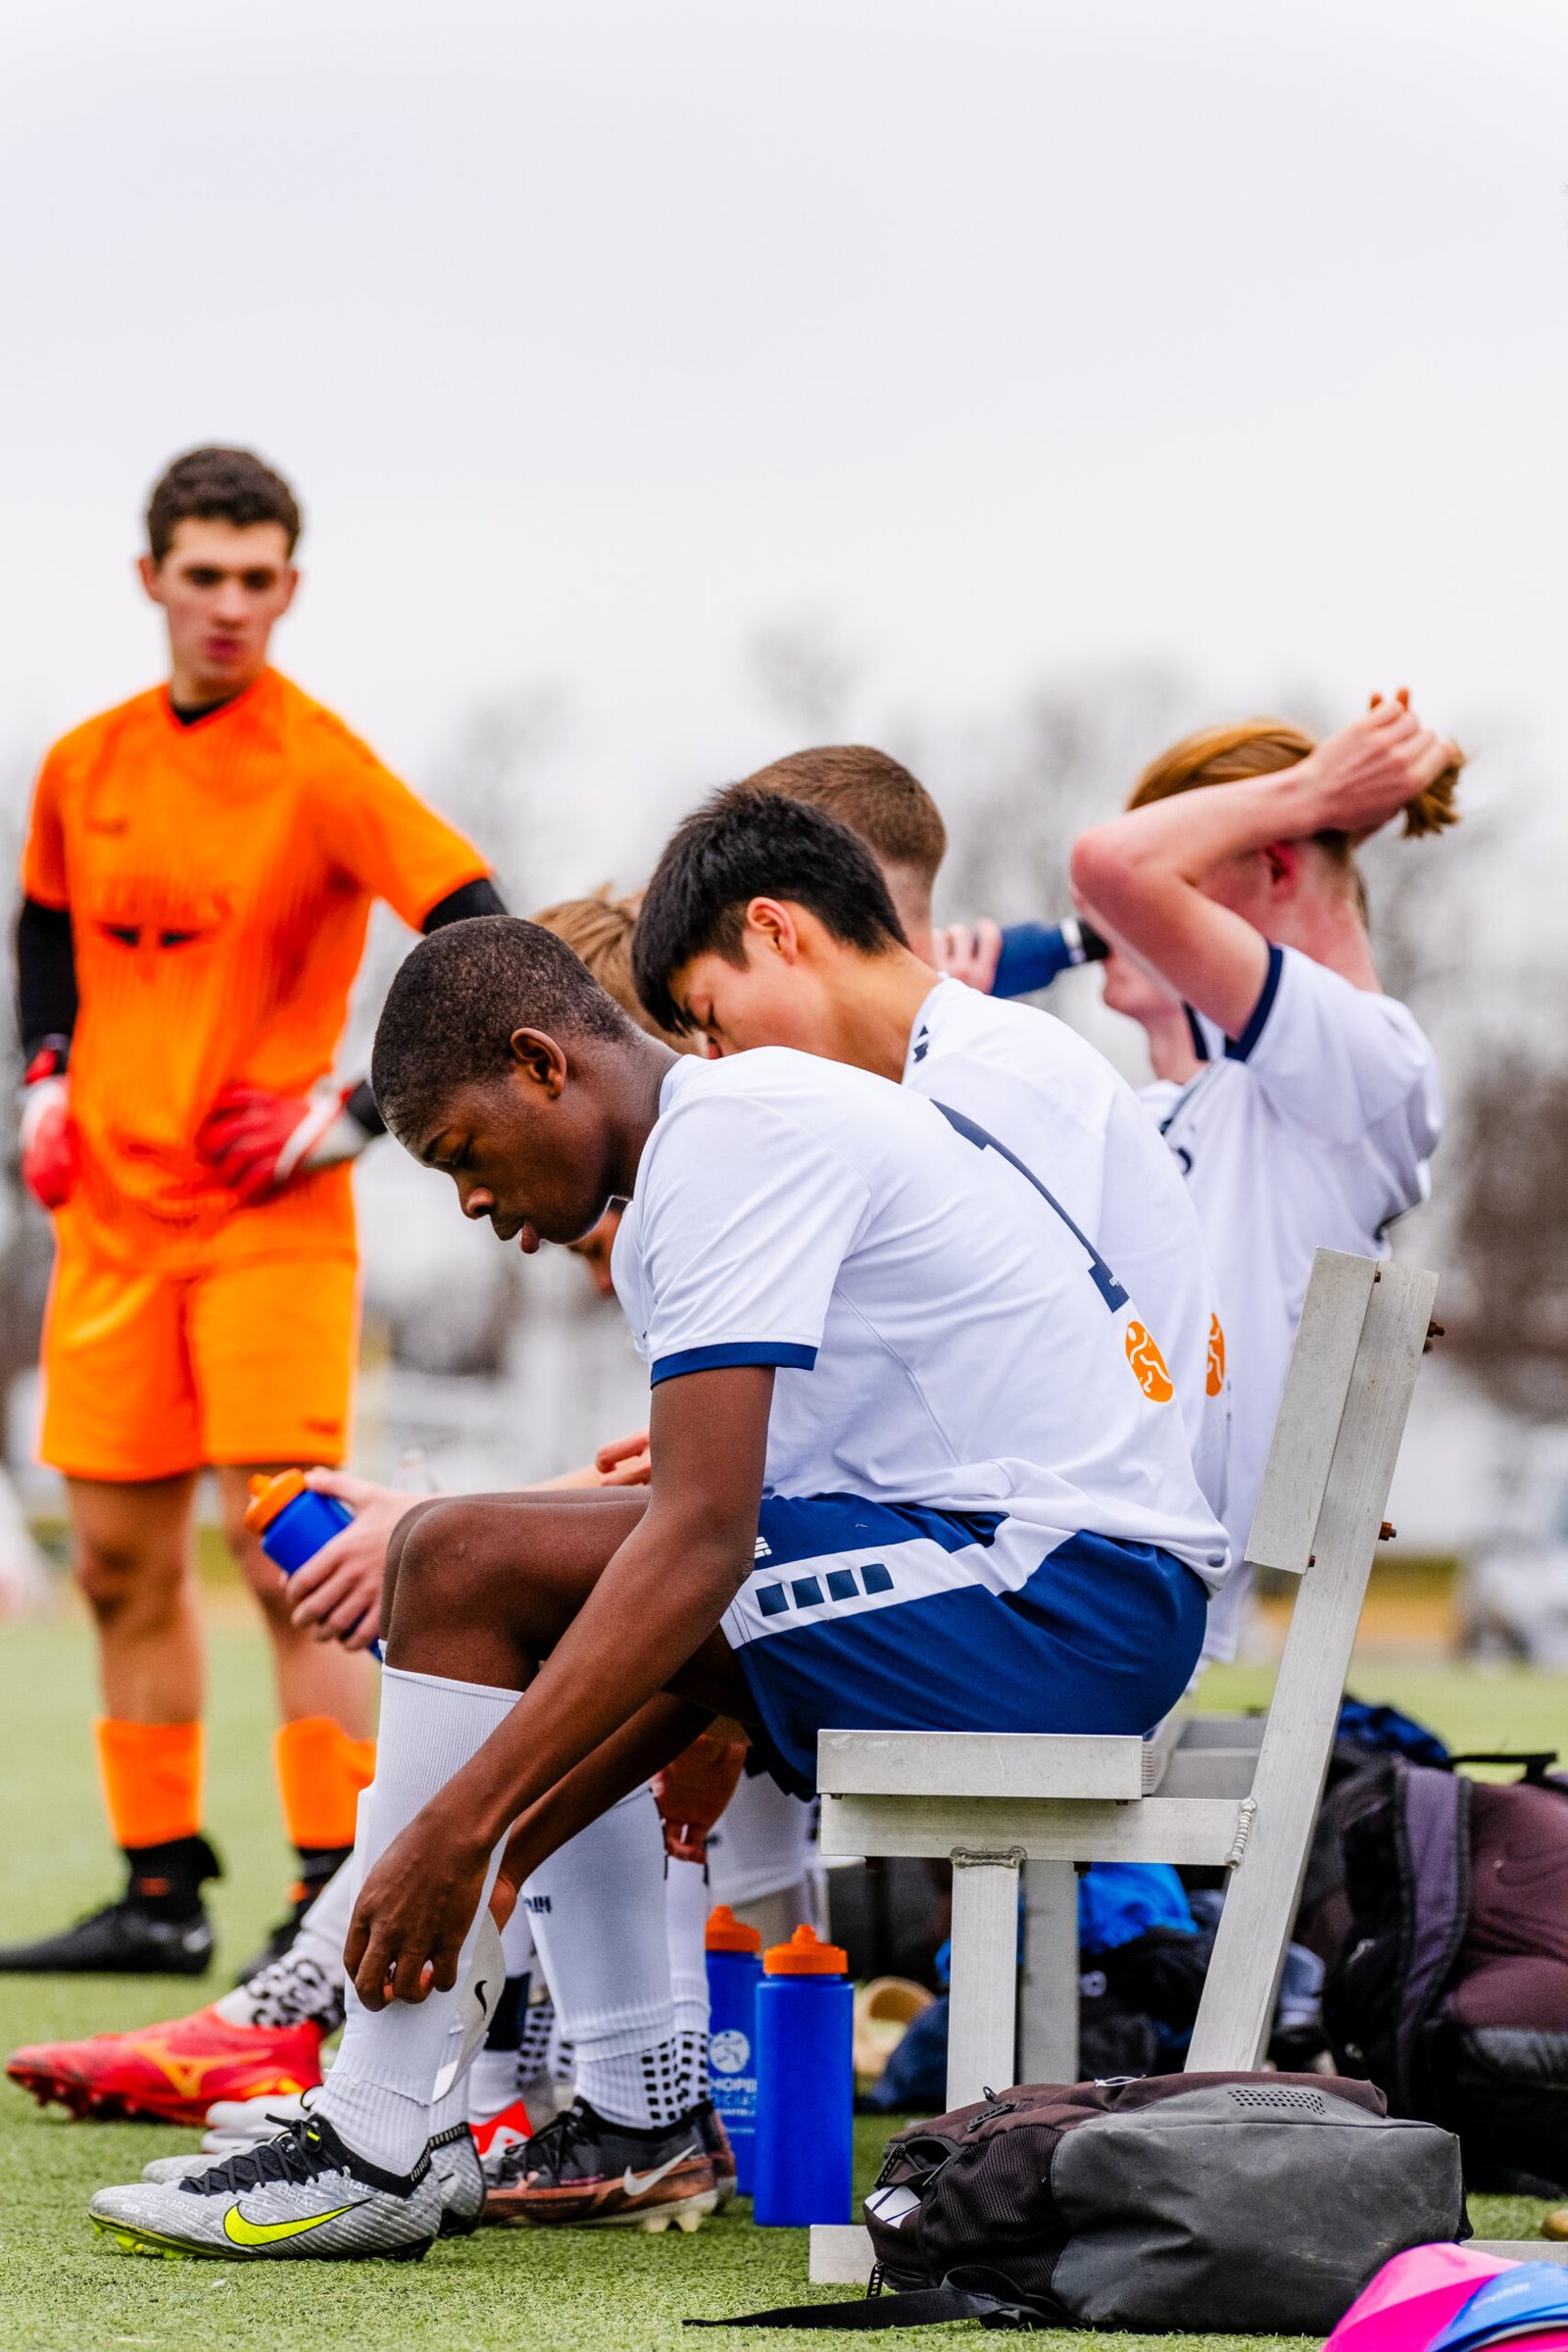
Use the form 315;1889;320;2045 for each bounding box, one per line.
4;446;505;1982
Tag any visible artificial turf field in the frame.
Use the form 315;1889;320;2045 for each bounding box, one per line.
1;1611;1562;2352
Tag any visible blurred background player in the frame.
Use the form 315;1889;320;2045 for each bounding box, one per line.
4;446;505;1978
1064;694;1460;1657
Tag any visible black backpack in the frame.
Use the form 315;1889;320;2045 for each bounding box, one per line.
1319;1753;1568;2194
693;2073;1466;2333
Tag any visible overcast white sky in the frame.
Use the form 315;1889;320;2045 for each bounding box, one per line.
2;0;1564;885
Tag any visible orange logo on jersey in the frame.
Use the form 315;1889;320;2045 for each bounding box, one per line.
1206;1313;1227;1397
1125;1320;1174;1402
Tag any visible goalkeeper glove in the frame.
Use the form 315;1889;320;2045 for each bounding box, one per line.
197;1082;374;1206
19;1039;77;1211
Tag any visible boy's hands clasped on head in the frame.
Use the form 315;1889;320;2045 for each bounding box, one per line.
1304;690;1461;842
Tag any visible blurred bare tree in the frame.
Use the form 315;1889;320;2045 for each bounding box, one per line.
749;617;864;739
1446;1050;1568;1421
935;666;1190;927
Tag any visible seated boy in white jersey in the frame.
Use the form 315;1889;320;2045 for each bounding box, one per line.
1068;692;1461;1658
631;773;1228;1521
88;914;1226;2262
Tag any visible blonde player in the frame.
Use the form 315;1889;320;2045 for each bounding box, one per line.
1067;694;1460;1655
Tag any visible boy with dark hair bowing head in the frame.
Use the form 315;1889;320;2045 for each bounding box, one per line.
7;445;505;1980
88;911;1225;2260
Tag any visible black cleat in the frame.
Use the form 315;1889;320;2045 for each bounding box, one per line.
0;1834;220;1977
694;2099;738;2208
484;2097;718;2230
0;1894;214;1977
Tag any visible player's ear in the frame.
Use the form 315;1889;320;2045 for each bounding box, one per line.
508;1028;568;1098
744;898;802;962
1262;842;1300;898
136;553;164;605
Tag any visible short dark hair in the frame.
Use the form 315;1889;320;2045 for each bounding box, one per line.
740;746;947;887
632;785;906;1035
371;915;638;1142
146;446;303;564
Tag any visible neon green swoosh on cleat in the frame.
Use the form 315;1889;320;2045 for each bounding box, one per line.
222;2200;363;2246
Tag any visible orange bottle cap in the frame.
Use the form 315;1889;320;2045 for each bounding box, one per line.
705;1904;762;1955
244;1468;309;1535
763;1923;848;1976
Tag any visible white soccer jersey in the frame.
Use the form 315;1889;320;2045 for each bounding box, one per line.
1158;945;1441;1658
612;1049;1229;1590
903;977;1229;1520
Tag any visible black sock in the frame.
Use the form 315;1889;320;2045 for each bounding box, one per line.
123;1833;221;1920
293;1843;353;1907
485;1972;529;2056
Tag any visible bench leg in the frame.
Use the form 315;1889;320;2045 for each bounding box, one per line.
1018;1860;1078;2083
946;1848;1023;2110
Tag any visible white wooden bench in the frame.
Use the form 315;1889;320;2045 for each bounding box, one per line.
809;1248;1439;2285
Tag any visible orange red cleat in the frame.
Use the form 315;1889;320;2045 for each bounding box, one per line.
5;2004;326;2126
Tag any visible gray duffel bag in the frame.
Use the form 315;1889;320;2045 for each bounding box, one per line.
694;2074;1468;2333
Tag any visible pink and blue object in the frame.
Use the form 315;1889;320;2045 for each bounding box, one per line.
1325;2245;1568;2352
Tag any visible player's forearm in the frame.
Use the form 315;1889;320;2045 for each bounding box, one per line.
16;897;77;1056
441;1508;750;1850
1072;761;1327;915
498;1694;712;1887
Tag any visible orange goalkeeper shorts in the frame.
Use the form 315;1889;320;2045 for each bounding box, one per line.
39;1239;360;1483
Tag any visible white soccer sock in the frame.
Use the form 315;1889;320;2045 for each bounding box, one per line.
501;1903;534;1976
315;1666;517;2175
217;1853;358;2030
666;1855;711;2110
524;1786;683;2130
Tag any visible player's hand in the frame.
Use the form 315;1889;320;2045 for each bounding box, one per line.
595;1427;652;1487
19;1057;77;1211
1302;692;1461;844
654;1719;751;1862
931;918;1004;994
290;1470;415;1649
345;1796;489;2008
196;1083;370;1205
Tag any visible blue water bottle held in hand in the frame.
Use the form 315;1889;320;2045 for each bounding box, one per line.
753;1923;854;2227
705;1904;763;2197
245;1471;381;1661
991;915;1110;1000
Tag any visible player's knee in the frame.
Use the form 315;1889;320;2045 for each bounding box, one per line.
73;1534;183;1630
384;1496;487;1634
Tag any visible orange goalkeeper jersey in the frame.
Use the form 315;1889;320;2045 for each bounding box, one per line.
22;667;488;1272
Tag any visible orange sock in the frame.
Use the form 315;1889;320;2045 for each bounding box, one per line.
274;1716;376;1854
95;1718;204;1850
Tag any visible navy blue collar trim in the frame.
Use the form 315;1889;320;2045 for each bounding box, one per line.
1183;1004;1210;1064
1226;942;1285;1062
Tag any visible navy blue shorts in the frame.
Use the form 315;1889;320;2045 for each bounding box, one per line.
723;1494;1209;1797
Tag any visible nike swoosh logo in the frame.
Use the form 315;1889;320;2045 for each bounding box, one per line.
621;2144;701;2199
474;1980;490;2019
222;2199;363;2246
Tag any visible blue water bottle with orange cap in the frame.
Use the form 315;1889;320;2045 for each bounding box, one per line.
244;1470;381;1660
706;1904;764;2196
753;1922;854;2226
